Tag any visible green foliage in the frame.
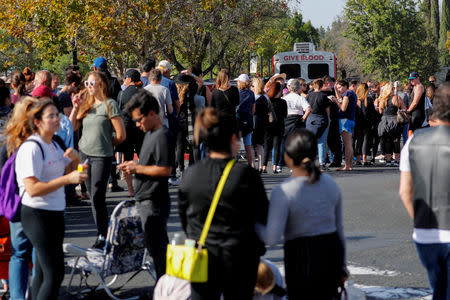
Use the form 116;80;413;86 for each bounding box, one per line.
439;0;450;65
345;0;439;81
288;12;320;47
431;0;440;44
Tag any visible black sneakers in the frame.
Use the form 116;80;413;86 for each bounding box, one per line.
92;235;106;250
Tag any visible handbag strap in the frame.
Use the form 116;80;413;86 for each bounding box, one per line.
198;159;235;248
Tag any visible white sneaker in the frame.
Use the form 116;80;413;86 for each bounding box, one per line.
379;158;386;163
168;178;180;186
385;161;392;167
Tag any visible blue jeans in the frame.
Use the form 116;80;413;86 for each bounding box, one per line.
9;221;33;300
318;126;329;165
415;242;450;300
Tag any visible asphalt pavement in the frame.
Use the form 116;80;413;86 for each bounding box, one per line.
59;160;431;300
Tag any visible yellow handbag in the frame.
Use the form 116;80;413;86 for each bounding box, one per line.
166;159;235;283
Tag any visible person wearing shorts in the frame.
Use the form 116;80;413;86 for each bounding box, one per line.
330;80;357;171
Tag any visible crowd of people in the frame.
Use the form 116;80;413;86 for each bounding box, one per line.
0;57;444;300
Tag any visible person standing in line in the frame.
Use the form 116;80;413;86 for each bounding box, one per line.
118;90;174;280
116;69;144;198
236;74;256;168
261;129;347;299
210;69;240;121
141;58;156;87
251;77;270;173
399;82;450;300
69;71;126;249
178;107;268;299
144;69;174;129
9;71;27;106
306;79;331;170
407;72;426;134
12;98;87;300
330;80;357;171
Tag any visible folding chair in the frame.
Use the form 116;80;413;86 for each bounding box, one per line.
63;200;157;300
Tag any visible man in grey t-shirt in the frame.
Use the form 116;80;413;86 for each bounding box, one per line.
144;69;173;127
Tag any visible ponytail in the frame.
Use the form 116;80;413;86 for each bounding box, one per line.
285;129;321;184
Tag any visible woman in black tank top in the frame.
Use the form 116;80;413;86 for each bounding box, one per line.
409;84;426;131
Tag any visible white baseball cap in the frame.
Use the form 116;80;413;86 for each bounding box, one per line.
236;74;250;82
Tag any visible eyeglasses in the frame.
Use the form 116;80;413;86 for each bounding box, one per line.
84;80;96;87
132;116;143;123
429;80;435;83
44;113;62;120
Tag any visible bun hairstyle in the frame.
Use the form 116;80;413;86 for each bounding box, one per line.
284;129;321;184
11;71;26;96
194;107;238;153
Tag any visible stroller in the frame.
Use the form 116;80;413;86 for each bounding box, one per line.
63;200;157;300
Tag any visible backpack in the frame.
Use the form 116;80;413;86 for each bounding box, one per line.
0;136;66;222
267;98;277;124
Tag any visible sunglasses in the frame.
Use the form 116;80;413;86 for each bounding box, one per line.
132;116;143;123
429;80;435;83
84;80;96;87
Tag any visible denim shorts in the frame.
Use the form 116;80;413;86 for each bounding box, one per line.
339;119;355;134
242;133;252;146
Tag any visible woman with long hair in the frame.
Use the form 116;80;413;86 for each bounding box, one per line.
69;71;126;248
305;79;331;169
178;107;268;299
8;97;86;300
262;82;287;174
210;69;239;120
356;83;376;166
263;129;347;299
10;70;27;105
377;83;405;166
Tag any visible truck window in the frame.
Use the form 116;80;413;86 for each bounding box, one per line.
280;64;301;79
308;64;329;80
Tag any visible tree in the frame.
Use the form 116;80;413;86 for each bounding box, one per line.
345;0;439;80
288;12;320;47
439;0;450;65
431;0;440;44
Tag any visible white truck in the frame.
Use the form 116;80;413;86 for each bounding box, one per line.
272;42;336;81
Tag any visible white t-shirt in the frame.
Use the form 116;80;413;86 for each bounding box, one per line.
145;84;173;127
399;134;450;243
16;134;70;211
282;93;310;115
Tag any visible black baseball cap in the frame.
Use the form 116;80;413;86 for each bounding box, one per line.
123;69;141;82
408;72;419;80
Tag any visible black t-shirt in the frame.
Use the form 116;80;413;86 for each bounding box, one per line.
178;158;268;255
134;126;174;206
58;91;72;109
267;97;288;133
306;91;331;117
210;86;240;118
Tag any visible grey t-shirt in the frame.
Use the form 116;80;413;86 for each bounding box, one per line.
264;173;345;250
144;84;172;127
79;99;121;157
134;126;174;208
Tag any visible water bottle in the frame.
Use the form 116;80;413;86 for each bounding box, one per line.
171;232;185;245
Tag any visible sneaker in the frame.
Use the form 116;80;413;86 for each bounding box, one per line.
276;166;282;173
110;185;124;192
321;164;329;171
328;161;342;168
168;177;180;186
91;235;106;250
354;161;362;166
392;161;399;167
385;161;392;167
379;158;386;164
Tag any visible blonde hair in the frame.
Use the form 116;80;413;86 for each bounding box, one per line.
378;82;394;110
176;82;189;106
237;80;250;90
5;97;55;156
356;83;369;107
215;69;230;90
251;77;264;95
5;97;37;156
77;71;110;119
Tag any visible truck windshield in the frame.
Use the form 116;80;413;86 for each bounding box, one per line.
308;64;329;79
280;64;301;79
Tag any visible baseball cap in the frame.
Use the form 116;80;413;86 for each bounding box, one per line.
236;74;250;82
92;57;107;70
408;72;419;80
123;69;141;82
158;60;172;72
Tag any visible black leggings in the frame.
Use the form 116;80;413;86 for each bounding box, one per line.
21;205;65;300
381;134;400;156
